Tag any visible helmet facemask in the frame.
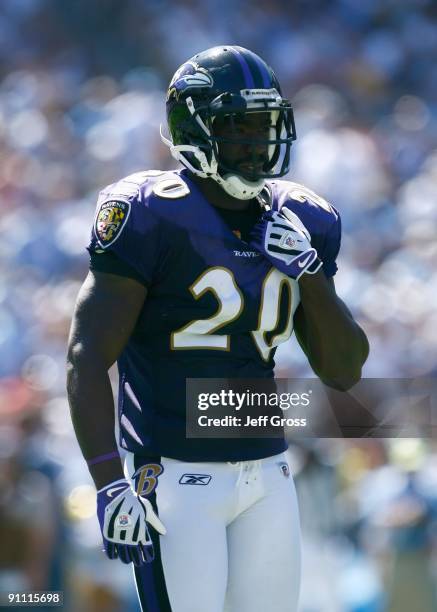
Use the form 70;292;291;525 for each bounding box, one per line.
208;108;293;186
162;68;296;200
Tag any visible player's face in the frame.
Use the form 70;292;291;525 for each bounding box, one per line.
212;111;272;178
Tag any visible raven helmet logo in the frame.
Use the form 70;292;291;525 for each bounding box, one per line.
94;200;130;248
167;61;213;100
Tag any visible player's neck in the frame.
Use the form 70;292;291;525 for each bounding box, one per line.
188;173;255;211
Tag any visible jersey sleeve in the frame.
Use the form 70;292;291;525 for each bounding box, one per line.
87;189;165;286
89;250;147;285
319;209;341;277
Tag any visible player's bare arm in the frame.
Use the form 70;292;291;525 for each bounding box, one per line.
66;270;146;489
249;197;368;390
294;274;369;390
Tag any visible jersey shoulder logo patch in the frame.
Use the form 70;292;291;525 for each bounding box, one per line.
94;200;130;248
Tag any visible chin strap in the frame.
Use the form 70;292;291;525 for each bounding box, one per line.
160;124;265;200
215;173;265;200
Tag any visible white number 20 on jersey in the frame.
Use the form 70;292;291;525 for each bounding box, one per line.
171;266;299;361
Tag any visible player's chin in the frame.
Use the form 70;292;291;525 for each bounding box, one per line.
236;157;270;179
219;163;265;183
237;164;265;179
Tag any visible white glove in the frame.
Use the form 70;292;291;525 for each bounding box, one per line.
97;478;166;565
250;207;323;280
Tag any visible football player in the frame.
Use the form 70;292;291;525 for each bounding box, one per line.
67;46;369;612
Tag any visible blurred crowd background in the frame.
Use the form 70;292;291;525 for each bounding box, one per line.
0;0;436;610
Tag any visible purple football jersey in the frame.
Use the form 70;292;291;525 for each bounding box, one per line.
87;169;341;461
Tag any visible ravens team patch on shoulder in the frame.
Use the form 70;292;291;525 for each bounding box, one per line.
94;200;130;248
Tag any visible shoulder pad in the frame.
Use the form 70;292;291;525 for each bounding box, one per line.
277;181;337;216
285;181;335;215
101;170;167;202
94;171;168;250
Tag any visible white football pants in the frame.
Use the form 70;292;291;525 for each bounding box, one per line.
125;452;301;612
